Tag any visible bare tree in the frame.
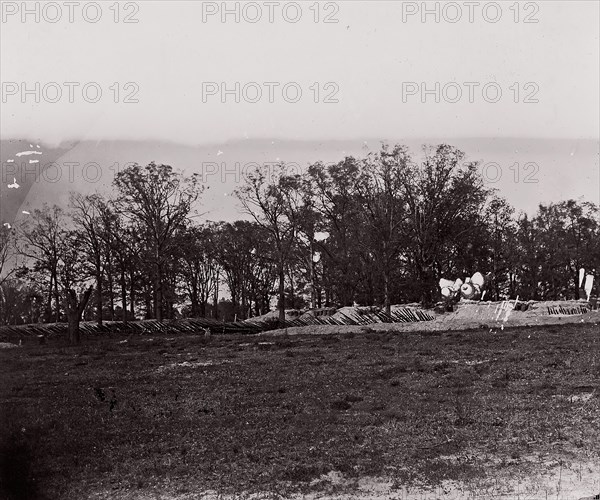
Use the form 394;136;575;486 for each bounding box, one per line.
70;193;106;326
113;162;203;320
356;144;410;315
58;231;94;343
307;158;363;306
18;205;66;322
178;224;221;317
0;225;17;286
236;165;302;322
401;145;490;304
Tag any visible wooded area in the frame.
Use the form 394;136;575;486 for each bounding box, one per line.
1;144;599;337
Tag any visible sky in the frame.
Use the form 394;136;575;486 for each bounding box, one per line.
1;0;599;145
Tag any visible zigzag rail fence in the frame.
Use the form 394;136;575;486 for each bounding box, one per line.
547;304;591;315
0;307;435;343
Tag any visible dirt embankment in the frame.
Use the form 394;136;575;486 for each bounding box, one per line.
262;300;600;336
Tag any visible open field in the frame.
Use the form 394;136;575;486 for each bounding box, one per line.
1;323;599;499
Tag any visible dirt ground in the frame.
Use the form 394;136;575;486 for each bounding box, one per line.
87;463;600;499
263;301;600;337
1;319;599;500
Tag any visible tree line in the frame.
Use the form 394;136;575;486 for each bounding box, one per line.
1;144;598;339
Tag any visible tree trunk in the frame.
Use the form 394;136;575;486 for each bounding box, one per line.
45;274;54;322
310;272;317;309
213;270;219;320
288;267;295;309
145;285;153;319
95;261;103;326
383;268;391;316
65;287;93;344
53;273;60;322
191;286;199;317
278;262;285;322
129;270;136;319
241;281;247;320
68;315;81;344
155;266;163;321
107;269;115;321
417;262;435;306
230;288;238;321
120;269;127;324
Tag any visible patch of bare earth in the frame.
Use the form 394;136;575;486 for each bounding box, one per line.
1;322;598;499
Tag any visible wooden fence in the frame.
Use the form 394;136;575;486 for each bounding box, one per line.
0;307;434;342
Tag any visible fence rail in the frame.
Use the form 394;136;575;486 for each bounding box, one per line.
0;307;434;342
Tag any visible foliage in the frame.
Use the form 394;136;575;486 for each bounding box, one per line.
4;150;599;333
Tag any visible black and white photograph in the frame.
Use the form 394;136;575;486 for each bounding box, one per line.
1;1;599;498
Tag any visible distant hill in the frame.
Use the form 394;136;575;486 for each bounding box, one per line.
1;139;72;224
2;137;598;226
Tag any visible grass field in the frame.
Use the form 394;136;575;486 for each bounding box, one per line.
1;324;599;499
